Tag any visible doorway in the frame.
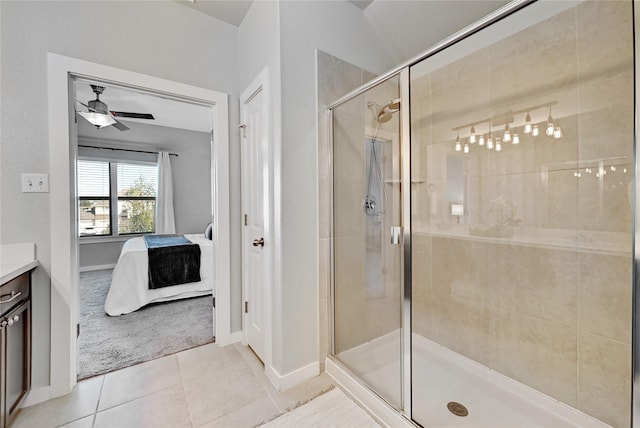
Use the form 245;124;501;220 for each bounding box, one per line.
48;54;231;398
73;77;216;379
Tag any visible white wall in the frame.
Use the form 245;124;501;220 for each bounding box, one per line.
0;0;240;388
238;0;396;379
276;1;394;375
238;2;282;356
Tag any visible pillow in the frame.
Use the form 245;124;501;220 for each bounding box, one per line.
204;222;213;240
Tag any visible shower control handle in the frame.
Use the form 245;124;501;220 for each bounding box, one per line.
252;237;264;247
391;227;402;245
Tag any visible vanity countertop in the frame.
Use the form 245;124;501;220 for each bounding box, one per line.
0;243;37;285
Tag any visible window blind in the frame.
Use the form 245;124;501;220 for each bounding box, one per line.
77;160;110;197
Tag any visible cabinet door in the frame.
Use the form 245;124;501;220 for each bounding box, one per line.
3;299;31;427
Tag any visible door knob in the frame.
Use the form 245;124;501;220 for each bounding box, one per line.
252;238;264;247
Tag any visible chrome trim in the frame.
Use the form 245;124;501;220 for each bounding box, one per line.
327;355;418;427
326;0;534;111
400;68;412;419
633;2;639;426
328;107;336;357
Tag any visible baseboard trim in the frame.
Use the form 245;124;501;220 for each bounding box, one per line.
216;329;242;347
22;385;51;408
266;360;320;392
326;357;414;427
228;331;243;343
79;264;116;272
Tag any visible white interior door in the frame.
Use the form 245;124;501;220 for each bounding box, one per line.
241;72;269;363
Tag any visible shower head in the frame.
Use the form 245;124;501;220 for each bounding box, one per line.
374;98;400;123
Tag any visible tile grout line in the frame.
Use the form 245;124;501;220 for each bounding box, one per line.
233;343;285;414
174;352;195;428
92;375;106;428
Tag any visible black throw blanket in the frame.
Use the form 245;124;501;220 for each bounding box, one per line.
143;234;201;289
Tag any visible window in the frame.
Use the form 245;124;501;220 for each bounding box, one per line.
78;159;158;237
117;163;157;234
78;160;111;236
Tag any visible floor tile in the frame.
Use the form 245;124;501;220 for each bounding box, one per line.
197;396;280;428
261;388;379;427
177;342;241;383
182;345;268;427
93;385;190;428
57;415;95;428
98;354;182;411
12;376;103;428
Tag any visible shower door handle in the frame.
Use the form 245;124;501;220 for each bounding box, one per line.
391;226;402;245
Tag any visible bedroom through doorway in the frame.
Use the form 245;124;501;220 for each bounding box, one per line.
73;77;217;380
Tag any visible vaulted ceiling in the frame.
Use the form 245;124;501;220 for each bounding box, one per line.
175;0;510;63
76;0;510;136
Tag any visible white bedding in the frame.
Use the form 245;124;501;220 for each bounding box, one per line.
105;233;214;316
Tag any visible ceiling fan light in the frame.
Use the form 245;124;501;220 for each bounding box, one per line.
78;111;116;128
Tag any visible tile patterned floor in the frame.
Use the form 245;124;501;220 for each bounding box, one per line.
262;389;378;428
13;343;359;428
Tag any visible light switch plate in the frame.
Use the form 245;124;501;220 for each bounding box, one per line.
21;173;49;193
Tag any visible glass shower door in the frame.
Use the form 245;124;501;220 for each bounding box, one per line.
409;1;634;427
332;75;403;410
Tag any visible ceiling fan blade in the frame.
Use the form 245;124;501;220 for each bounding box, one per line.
111;119;130;131
110;111;155;120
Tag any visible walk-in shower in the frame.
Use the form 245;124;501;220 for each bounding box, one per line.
328;1;636;427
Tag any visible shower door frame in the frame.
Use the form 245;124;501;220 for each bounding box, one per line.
327;0;640;426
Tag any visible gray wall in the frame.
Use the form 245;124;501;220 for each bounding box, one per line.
0;0;240;388
77;121;212;269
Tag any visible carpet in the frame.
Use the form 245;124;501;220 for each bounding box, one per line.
78;269;214;380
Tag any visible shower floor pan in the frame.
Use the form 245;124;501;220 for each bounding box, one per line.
336;332;609;428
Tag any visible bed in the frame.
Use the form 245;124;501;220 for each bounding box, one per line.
105;233;213;316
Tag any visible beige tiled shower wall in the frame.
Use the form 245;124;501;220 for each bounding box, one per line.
316;50;378;367
411;2;633;427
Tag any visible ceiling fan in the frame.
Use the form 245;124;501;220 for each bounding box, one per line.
76;85;155;131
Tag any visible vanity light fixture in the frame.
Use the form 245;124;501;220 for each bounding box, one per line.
487;129;494;150
546;107;555;136
450;101;561;151
503;123;512;142
554;126;562;139
464;141;470;153
524;112;532;134
532;124;539;137
495;137;502;152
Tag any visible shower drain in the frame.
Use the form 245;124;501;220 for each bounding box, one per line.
447;402;469;417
